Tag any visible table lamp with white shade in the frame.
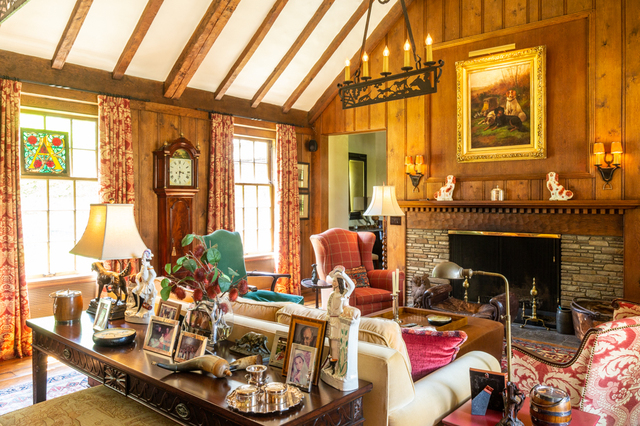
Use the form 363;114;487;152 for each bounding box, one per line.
70;203;148;320
363;184;404;270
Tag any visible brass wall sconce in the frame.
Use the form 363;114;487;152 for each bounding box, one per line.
405;155;424;192
594;142;622;190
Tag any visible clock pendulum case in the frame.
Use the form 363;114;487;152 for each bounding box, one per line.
153;137;200;271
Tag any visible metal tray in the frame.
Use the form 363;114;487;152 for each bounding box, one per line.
226;384;304;414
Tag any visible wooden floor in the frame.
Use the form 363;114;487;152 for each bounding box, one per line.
0;355;72;391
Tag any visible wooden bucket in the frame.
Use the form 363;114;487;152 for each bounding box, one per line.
530;385;572;426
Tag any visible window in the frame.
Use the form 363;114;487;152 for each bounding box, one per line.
233;137;273;255
20;111;99;278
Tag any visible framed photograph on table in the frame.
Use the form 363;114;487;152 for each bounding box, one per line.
174;331;207;362
297;162;309;190
93;298;111;331
269;330;289;368
285;343;316;392
299;193;309;220
157;299;181;320
143;316;179;357
283;315;327;385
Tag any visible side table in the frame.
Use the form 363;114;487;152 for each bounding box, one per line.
301;278;331;308
442;397;600;426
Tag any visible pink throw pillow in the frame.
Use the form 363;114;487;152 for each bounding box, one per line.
401;327;467;381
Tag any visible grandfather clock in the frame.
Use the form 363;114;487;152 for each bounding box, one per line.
153;137;200;271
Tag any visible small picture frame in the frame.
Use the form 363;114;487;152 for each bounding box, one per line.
299;193;310;220
297;162;309;190
157;299;182;320
285;343;316;392
143;316;180;357
93;298;111;331
269;330;289;369
469;368;507;412
284;315;327;385
174;331;207;363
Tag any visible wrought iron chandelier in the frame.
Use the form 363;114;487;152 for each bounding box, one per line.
339;0;444;109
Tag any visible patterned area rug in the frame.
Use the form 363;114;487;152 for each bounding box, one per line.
501;337;578;372
0;371;89;415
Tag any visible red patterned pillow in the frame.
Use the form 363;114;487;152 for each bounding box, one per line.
346;265;370;288
401;327;467;381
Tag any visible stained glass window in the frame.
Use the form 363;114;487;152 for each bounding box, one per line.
21;129;70;176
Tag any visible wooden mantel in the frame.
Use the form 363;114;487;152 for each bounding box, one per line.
399;200;640;215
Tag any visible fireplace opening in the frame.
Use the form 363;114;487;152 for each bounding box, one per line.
449;231;561;325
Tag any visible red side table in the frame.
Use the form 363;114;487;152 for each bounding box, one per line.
443;397;600;426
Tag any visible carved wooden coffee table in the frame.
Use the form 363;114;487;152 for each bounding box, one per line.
28;313;371;426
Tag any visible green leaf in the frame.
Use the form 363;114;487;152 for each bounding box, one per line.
172;264;182;273
176;256;186;266
227;267;239;278
183;259;198;273
182;276;194;282
161;278;170;288
181;234;195;247
165;264;172;274
160;287;172;301
219;278;231;293
206;247;221;265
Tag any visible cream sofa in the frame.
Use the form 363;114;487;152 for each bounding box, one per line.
229;298;501;426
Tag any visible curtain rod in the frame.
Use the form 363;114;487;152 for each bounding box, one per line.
196;108;301;129
0;75;151;102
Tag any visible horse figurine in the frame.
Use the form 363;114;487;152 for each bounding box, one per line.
92;261;131;304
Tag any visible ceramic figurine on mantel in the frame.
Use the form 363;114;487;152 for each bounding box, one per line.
321;266;360;391
125;249;157;324
434;175;456;201
546;172;574;201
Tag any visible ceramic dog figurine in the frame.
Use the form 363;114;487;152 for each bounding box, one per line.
546;172;574;201
434;175;456;201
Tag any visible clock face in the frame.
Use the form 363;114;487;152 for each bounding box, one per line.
169;158;192;186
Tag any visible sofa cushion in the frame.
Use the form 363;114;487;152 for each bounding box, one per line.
231;296;296;322
612;300;640;320
352;287;392;305
346;265;370;288
401;327;468;381
241;290;304;305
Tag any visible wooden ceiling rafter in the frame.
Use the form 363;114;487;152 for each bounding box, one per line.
214;0;289;101
307;0;414;123
112;0;164;80
250;0;336;109
282;0;369;114
163;0;241;100
51;0;93;70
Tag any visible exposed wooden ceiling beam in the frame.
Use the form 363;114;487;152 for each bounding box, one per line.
307;0;414;124
112;0;164;80
250;0;335;109
282;0;369;114
163;0;241;100
214;0;289;101
51;0;93;70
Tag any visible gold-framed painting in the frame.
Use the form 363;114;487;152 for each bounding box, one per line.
456;45;546;163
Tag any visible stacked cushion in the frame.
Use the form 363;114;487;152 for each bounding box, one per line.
401;327;468;381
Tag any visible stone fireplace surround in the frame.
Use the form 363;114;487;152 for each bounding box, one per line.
400;200;632;308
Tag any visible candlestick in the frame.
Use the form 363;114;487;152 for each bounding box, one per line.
382;46;389;74
425;34;433;62
391;293;402;324
362;52;369;78
344;59;351;82
396;268;399;294
403;40;411;68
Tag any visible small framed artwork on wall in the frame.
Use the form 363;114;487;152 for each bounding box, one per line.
297;162;309;190
299;193;309;220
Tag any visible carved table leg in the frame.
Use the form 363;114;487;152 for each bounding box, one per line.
32;345;48;404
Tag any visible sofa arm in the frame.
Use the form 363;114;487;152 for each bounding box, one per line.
489;292;520;323
388;351;500;426
422;283;453;308
368;269;405;304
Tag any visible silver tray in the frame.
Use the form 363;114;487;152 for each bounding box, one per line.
226;384;304;414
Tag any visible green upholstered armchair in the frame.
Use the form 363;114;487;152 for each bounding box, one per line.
202;229;291;292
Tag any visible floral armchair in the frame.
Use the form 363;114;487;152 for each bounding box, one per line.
511;302;640;425
310;228;404;315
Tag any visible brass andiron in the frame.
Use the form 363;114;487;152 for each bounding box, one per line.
391;294;402;324
462;277;470;303
521;278;549;330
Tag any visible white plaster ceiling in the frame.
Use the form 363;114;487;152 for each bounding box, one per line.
0;0;399;113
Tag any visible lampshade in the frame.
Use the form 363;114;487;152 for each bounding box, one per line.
431;261;466;279
611;141;623;154
70;204;148;260
593;142;605;155
364;185;405;217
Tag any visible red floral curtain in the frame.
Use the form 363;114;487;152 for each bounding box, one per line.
97;96;136;271
274;124;301;295
207;113;235;233
0;79;32;360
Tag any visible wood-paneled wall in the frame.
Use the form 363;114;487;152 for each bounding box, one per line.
311;0;640;300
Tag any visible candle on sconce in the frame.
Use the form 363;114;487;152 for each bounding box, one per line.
362;52;369;78
403;40;411;68
345;59;351;81
383;46;390;73
611;141;623;165
425;34;433;62
405;155;414;174
415;155;424;174
593;142;604;166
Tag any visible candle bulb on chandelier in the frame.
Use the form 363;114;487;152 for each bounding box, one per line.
383;46;390;74
362;52;369;78
403;39;411;68
344;59;351;81
425;34;433;62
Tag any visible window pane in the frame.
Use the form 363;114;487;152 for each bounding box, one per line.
233;139;240;161
22;211;48;243
50;241;75;274
240;162;254;182
72;149;97;178
72;119;96;149
254;163;269;183
244;207;257;230
240;140;253;162
254;142;268;163
235;186;243;207
258;229;272;253
244;186;257;208
24;243;48;276
49;180;74;210
243;229;258;254
258;207;271;229
234;161;240;182
258;186;271;207
46;116;71;133
21;179;47;211
76;181;99;210
50;211;74;241
235;210;244;232
76;254;94;275
20;113;44;129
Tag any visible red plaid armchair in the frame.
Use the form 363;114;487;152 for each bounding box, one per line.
511;305;640;425
310;228;404;315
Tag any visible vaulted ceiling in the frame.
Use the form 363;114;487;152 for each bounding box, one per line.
0;0;409;124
